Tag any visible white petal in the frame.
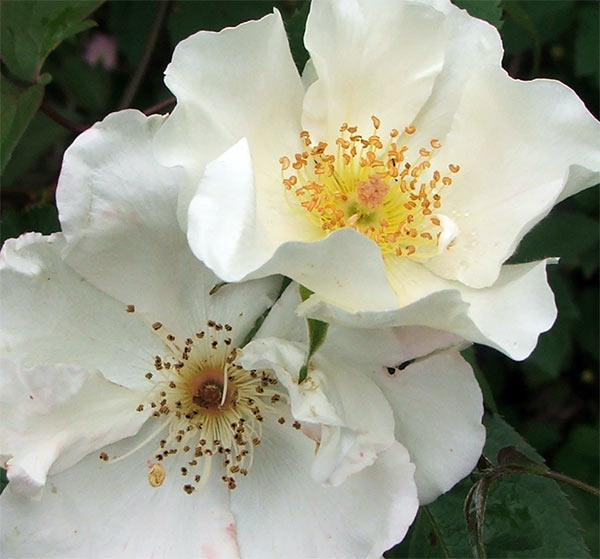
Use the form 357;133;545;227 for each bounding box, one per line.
368;350;485;504
239;338;395;487
0;233;164;389
233;417;418;558
257;281;465;361
410;0;503;142
303;0;447;140
0;360;146;499
427;65;600;287
0;426;238;558
301;258;557;360
57;110;280;343
155;11;304;227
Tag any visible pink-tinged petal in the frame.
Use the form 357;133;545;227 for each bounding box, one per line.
0;425;238;558
0;360;146;499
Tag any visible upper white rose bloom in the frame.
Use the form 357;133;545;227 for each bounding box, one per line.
0;110;483;558
154;0;600;361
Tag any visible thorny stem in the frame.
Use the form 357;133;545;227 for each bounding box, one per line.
117;0;169;110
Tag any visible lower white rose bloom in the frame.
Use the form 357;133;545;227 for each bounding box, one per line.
0;111;484;558
152;0;600;361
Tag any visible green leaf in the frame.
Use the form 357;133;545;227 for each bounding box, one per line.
0;77;45;173
0;468;7;496
2;111;70;187
575;5;600;79
482;414;590;558
462;347;499;414
298;285;329;383
453;0;503;29
522;270;578;384
49;53;114;115
1;0;103;83
405;482;473;558
511;210;599;265
574;287;599;360
240;276;292;347
283;1;310;72
389;414;592;558
167;1;273;47
500;0;541;73
496;446;548;474
1;205;60;244
501;1;575;57
107;1;158;67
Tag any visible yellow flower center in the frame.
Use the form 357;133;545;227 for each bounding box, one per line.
280;117;461;258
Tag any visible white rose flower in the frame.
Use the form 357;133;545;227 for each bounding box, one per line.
155;0;600;361
0;110;483;558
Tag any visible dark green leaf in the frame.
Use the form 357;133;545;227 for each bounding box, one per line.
0;78;45;172
107;1;158;67
167;1;273;47
574;287;599;360
298;284;329;383
50;53;114;115
520;420;561;454
1;205;60;244
497;446;548;474
1;0;103;83
240;276;292;346
575;5;600;79
2;111;70;187
462;347;499;414
0;468;7;496
522;270;578;383
406;482;473;558
501;1;575;56
283;1;310;72
500;1;541;73
482;414;590;558
512;211;599;264
453;0;503;29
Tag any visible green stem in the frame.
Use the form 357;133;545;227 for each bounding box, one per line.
39;100;87;133
542;471;600;497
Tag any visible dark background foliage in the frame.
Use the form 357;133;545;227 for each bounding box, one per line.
1;1;598;557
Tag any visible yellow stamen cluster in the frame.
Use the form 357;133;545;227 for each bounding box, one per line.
280;117;461;258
